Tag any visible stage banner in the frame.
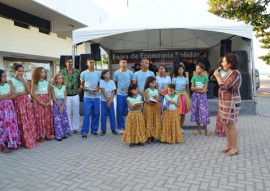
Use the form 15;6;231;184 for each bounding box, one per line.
111;50;208;64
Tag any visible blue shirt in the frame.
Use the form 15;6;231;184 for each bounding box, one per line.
133;70;155;92
113;69;133;95
80;70;101;98
172;76;189;92
100;79;116;102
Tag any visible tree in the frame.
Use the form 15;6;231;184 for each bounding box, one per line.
208;0;270;65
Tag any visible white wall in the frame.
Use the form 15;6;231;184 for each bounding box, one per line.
0;17;74;58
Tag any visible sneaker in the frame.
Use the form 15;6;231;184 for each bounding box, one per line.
112;130;118;135
118;129;124;134
73;130;78;134
91;132;99;136
100;131;106;136
82;134;87;139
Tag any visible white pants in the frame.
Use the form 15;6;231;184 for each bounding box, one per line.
66;95;80;131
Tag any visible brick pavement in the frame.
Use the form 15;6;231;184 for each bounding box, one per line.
1;100;270;191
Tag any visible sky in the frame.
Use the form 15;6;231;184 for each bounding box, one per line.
36;0;270;74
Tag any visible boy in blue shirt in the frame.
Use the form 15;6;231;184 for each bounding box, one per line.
113;58;133;134
80;58;101;138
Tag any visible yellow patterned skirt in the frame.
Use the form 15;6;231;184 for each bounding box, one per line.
161;110;183;144
143;103;162;139
121;111;147;144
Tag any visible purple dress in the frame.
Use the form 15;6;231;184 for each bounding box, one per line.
52;85;70;139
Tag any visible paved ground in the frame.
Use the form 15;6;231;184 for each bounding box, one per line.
1;79;270;191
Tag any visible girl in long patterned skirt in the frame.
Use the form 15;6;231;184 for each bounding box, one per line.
122;84;146;147
0;70;20;153
10;64;37;149
190;63;211;136
172;63;191;132
143;76;162;142
51;73;70;141
32;67;53;142
161;84;183;144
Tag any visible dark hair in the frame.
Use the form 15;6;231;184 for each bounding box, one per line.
13;63;23;71
196;62;205;70
224;53;239;70
176;63;186;77
144;76;156;91
65;56;72;63
101;69;109;80
87;57;95;62
119;57;127;63
158;65;167;72
199;51;206;57
127;84;138;97
167;83;176;90
0;69;6;83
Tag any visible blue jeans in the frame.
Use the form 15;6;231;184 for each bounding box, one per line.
81;97;100;135
116;95;128;129
101;101;116;132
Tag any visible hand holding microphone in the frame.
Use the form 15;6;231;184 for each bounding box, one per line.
210;66;222;81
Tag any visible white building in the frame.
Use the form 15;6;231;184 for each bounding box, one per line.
0;0;108;80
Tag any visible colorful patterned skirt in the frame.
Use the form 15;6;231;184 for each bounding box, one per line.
121;111;147;144
177;91;191;114
190;92;210;125
219;95;241;124
33;94;54;139
53;99;71;139
13;94;37;149
161;110;183;144
0;100;20;149
215;101;225;137
143;103;162;139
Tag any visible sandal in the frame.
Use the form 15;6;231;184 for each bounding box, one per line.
194;131;201;136
220;146;231;153
227;148;239;156
1;147;11;153
205;131;211;136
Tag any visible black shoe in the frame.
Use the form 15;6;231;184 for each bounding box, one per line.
62;136;67;139
100;131;106;136
73;130;78;134
57;139;62;141
82;134;87;139
112;130;118;135
129;143;135;147
91;132;99;136
138;142;144;146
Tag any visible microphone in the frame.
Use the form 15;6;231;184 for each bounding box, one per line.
210;67;222;81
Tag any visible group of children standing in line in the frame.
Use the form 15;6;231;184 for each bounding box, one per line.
0;65;71;153
121;60;211;147
0;57;211;152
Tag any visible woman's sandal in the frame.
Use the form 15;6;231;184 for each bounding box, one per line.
220;146;231;153
194;131;202;136
227;148;239;156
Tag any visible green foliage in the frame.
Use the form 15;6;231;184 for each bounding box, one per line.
208;0;270;65
95;54;109;65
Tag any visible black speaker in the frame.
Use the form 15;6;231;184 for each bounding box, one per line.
220;40;232;57
79;54;91;72
233;51;248;73
60;55;80;70
240;71;252;100
90;43;101;61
